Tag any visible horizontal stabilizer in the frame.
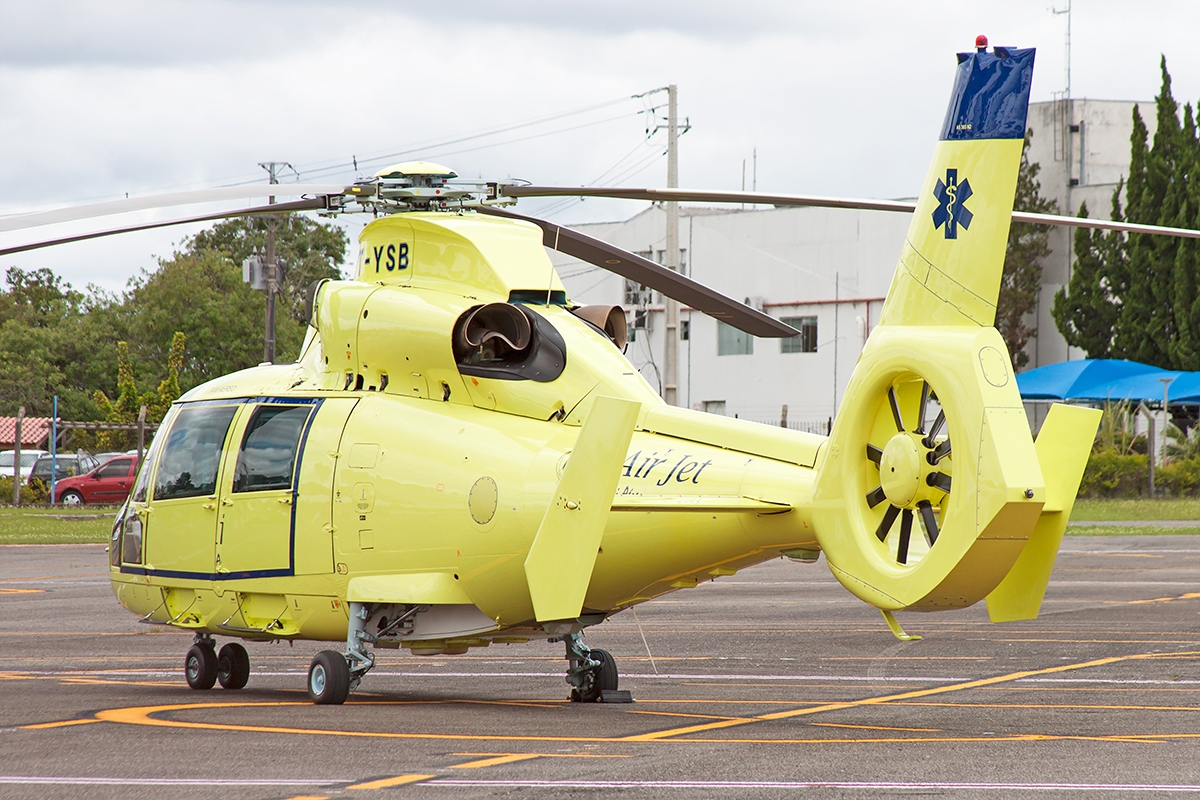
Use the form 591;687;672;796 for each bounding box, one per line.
985;403;1101;622
524;395;640;622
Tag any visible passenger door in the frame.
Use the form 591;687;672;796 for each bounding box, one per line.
215;401;317;577
141;403;238;576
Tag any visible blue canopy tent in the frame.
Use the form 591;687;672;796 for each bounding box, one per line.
1070;371;1186;404
1015;359;1167;402
1168;373;1200;404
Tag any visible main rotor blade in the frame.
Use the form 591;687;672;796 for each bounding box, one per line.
476;206;799;339
0;198;327;257
0;184;348;233
1009;210;1200;240
498;185;1200;240
497;185;915;214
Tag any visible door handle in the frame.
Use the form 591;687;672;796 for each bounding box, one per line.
202;503;215;510
221;498;234;507
277;497;293;505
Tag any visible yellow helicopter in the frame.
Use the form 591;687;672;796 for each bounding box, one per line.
5;42;1198;706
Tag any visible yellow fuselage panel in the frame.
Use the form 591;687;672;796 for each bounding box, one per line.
354;213;566;298
877;139;1022;328
112;384;822;640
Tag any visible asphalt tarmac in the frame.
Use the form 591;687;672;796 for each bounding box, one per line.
2;538;1199;799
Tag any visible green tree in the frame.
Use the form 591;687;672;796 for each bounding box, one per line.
1167;103;1200;370
1053;57;1199;368
997;130;1057;369
124;249;282;389
89;332;186;451
1052;198;1124;357
0;267;122;419
186;215;347;326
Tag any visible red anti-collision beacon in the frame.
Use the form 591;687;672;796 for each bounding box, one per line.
976;34;988;52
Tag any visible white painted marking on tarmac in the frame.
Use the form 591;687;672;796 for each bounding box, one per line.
14;667;1200;686
0;776;349;787
426;779;1200;792
1061;549;1200;554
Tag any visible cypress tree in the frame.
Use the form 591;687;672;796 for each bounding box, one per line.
1168;103;1200;370
998;130;1057;368
1053;201;1120;357
1114;58;1182;367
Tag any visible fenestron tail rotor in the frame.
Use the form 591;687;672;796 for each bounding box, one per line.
863;378;951;567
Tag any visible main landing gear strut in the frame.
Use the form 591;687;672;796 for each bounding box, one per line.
560;631;619;702
307;601;379;705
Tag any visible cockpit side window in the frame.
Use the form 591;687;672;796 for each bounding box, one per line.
232;405;310;493
153;405;238;500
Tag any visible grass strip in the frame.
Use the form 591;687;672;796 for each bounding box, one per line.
0;506;115;544
1072;497;1200;521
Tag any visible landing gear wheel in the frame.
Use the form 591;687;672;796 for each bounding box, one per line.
185;643;217;690
217;643;250;690
308;650;350;705
571;648;619;703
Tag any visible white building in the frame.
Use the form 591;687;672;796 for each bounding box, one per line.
554;99;1151;425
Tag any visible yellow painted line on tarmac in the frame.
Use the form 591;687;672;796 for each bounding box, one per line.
31;649;1197;749
0;587;44;594
621;650;1200;742
626;710;755;722
93;701;615;743
451;752;630;760
453;754;543;769
347;774;435;789
22;718;101;730
811;722;940;732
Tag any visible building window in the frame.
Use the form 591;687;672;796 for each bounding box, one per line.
717;322;753;356
780;316;818;353
703;400;726;416
624;278;650;307
680;319;690;341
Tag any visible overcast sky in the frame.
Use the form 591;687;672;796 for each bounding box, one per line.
1;0;1197;294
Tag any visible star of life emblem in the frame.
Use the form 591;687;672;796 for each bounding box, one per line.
931;168;973;239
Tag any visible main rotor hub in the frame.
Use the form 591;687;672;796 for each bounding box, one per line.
879;433;922;507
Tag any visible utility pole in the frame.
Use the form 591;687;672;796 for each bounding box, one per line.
663;84;680;407
259;161;292;364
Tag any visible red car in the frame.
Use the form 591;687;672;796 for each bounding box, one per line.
54;455;139;505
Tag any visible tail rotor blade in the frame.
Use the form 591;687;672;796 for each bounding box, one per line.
897;510;913;564
918;500;939;545
888;387;905;432
875;504;900;542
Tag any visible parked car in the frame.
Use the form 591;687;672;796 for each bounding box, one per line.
0;449;49;480
93;452;127;466
28;453;99;486
54;455;139;505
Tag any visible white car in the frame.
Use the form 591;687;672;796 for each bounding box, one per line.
0;449;49;480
